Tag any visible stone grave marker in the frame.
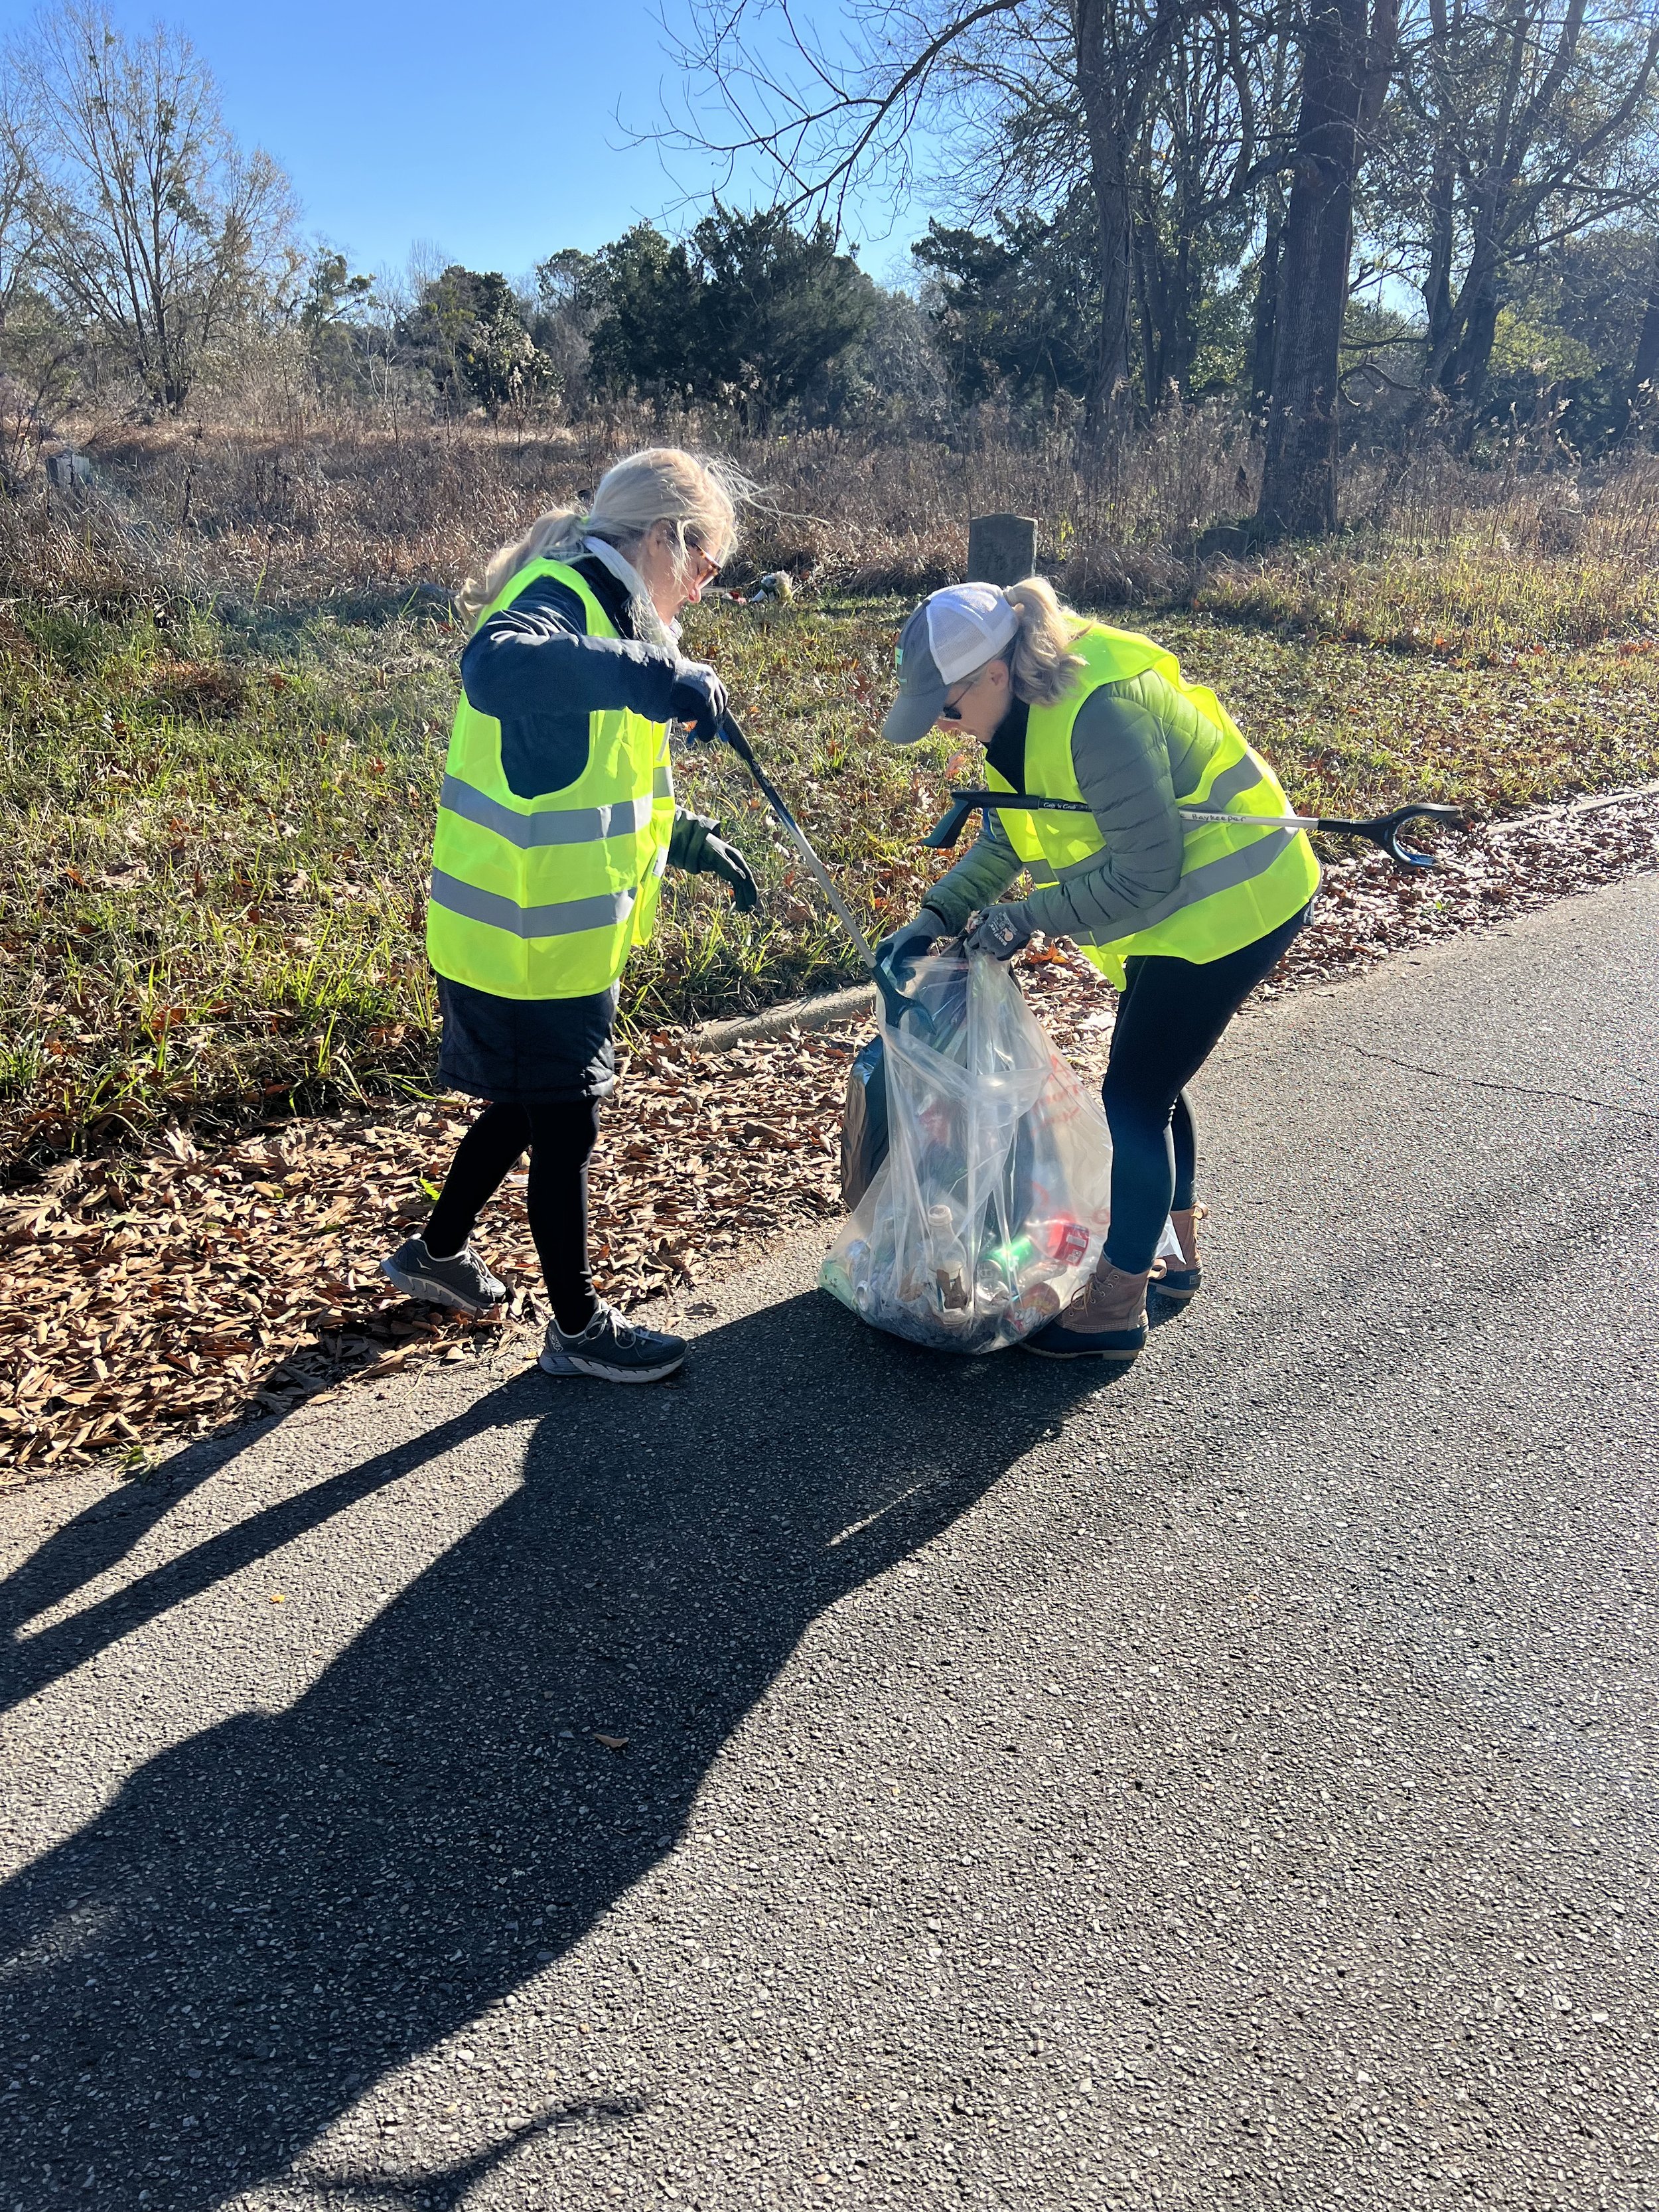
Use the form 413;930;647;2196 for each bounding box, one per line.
966;512;1038;586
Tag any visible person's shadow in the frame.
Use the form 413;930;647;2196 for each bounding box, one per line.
0;1288;1114;2209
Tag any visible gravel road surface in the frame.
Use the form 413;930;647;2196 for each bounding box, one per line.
3;875;1656;2211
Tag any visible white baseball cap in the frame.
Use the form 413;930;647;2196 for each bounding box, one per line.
883;583;1020;746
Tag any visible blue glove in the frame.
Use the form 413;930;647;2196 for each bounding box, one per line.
963;905;1035;961
875;908;946;983
668;660;728;743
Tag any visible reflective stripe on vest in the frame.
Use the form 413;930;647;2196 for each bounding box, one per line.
430;869;642;938
438;776;656;848
988;624;1320;986
1195;749;1274;815
425;558;676;1001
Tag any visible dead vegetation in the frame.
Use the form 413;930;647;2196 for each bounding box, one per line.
29;404;1659;648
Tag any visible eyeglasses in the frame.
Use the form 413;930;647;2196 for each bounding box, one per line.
936;678;974;724
685;536;722;585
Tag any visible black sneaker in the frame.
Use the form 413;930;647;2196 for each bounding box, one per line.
380;1237;506;1318
538;1303;686;1384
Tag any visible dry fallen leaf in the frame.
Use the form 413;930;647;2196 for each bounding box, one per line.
0;1020;861;1480
2;792;1654;1485
593;1733;630;1751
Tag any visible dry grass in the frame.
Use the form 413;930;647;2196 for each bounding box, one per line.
38;403;1659;661
50;396;1255;602
1204;449;1659;659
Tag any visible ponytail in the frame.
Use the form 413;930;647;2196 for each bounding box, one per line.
1002;575;1089;708
457;445;749;628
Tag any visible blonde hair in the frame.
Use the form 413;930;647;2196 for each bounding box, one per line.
457;447;747;627
1001;576;1090;707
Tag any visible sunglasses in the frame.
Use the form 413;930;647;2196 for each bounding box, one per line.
936;679;974;724
685;535;722;584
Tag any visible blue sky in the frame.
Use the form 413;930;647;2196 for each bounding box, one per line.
0;0;933;285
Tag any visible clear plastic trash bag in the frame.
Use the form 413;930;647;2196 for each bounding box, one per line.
820;956;1175;1354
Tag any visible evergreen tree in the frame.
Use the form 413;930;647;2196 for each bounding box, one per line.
401;266;552;411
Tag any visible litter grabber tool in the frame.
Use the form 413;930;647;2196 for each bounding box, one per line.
718;708;934;1035
924;791;1465;871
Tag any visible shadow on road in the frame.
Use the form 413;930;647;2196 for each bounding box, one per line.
0;1289;1117;2209
0;1421;288;1703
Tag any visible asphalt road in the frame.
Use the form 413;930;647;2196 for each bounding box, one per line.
3;877;1656;2212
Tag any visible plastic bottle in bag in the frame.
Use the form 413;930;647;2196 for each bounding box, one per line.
920;1202;979;1334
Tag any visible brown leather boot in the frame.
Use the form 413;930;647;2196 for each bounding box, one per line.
1022;1254;1161;1364
1157;1204;1206;1304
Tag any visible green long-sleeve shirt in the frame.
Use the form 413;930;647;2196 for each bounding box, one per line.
919;668;1224;946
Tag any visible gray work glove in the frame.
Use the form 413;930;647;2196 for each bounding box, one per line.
668;660;728;743
963;905;1035;961
875;908;947;984
669;810;760;913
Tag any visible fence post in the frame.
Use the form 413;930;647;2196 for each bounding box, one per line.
966;512;1038;587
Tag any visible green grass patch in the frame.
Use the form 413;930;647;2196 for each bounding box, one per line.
5;587;1658;1171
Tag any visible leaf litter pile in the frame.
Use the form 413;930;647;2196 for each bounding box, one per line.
2;785;1654;1485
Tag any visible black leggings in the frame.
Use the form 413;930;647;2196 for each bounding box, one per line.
1101;903;1311;1274
424;1100;601;1334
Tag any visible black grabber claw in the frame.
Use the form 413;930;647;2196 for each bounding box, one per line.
924;788;1467;871
718;709;936;1037
1313;802;1465;869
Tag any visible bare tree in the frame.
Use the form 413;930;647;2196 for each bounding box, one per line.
1247;2;1301;409
13;4;297;411
1256;0;1398;534
0;68;80;488
0;71;46;342
654;0;1220;420
1384;0;1659;441
1070;0;1205;410
1129;0;1267;398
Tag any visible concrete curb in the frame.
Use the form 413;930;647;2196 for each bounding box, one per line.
692;982;876;1054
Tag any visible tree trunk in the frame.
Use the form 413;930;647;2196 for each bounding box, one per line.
1420;144;1457;382
1249;203;1282;416
1448;254;1501;447
1165;225;1198;396
1074;0;1137;422
1621;235;1659;439
1256;0;1371;536
1133;215;1162;401
1249;16;1294;419
1087;150;1137;421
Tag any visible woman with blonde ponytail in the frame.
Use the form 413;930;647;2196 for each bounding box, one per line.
380;447;760;1384
878;575;1321;1368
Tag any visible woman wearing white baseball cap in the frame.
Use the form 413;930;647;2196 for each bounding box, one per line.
878;576;1321;1366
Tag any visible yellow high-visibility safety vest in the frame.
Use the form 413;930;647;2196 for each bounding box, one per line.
986;625;1321;987
426;559;676;1000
